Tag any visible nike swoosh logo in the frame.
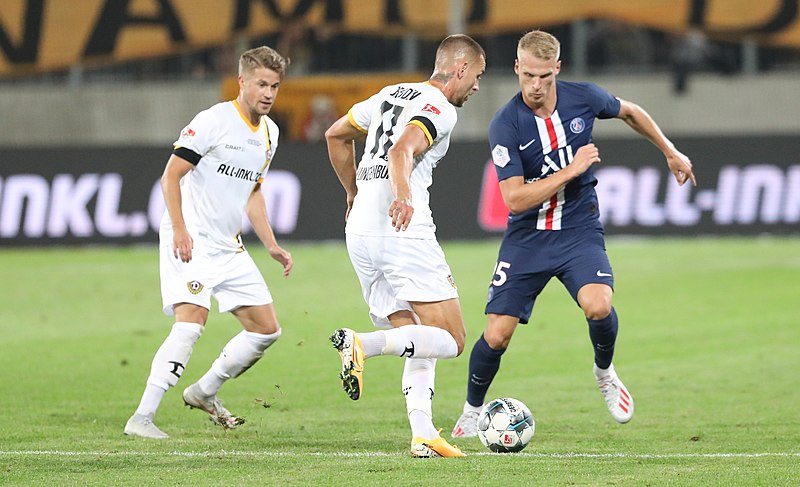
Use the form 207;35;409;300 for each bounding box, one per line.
519;139;536;151
596;271;613;277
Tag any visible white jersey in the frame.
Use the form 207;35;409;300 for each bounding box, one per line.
345;82;457;238
160;100;279;251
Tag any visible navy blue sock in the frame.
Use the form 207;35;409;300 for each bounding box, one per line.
466;334;506;407
587;307;618;369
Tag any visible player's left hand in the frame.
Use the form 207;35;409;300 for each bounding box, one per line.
388;197;414;231
268;244;293;277
666;149;696;186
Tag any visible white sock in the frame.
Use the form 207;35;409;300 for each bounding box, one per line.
594;363;615;379
136;322;203;416
197;329;281;396
357;330;386;359
135;384;166;418
463;401;482;414
382;325;457;359
403;357;439;439
409;410;438;440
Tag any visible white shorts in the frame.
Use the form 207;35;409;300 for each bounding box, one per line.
159;243;272;315
345;234;459;328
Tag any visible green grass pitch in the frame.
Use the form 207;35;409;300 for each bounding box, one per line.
0;237;798;485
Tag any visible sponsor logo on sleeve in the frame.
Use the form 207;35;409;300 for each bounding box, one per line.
421;104;441;115
492;144;511;168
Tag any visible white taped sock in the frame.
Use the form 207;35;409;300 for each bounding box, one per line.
137;322;203;416
403;357;439;439
197;329;281;396
383;325;457;359
357;330;387;359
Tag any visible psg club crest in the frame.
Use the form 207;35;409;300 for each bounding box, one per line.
569;118;585;134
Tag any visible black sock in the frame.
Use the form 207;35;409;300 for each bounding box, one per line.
466;334;506;407
588;307;618;370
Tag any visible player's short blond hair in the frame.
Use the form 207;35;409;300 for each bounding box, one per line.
517;30;560;61
239;46;289;78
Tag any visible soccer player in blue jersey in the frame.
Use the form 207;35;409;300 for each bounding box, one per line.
451;30;696;438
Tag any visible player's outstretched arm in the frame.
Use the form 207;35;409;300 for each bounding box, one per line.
386;124;430;231
247;184;293;277
617;99;696;186
325;115;364;221
162;154;195;262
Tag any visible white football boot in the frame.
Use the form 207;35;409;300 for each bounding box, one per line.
124;413;169;439
451;410;480;438
183;383;245;430
594;363;634;423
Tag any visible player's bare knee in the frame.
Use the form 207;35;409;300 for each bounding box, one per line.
584;302;612;321
249;322;281;335
484;328;513;350
451;329;466;356
174;303;209;325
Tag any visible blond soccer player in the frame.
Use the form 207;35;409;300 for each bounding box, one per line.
124;46;293;439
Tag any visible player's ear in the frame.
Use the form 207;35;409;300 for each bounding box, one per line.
514;59;520;75
554;60;561;75
457;61;468;79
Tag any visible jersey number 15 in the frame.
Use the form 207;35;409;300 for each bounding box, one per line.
491;261;511;286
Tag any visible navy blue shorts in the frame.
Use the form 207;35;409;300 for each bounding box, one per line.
485;223;613;324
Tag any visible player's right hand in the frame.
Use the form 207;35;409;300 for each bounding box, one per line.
569;143;601;177
389;197;414;232
173;227;193;263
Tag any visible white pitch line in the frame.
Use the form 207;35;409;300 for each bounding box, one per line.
0;451;798;459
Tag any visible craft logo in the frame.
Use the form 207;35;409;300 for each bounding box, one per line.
187;280;204;294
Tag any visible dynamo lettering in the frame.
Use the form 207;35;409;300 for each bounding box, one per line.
356;164;389;181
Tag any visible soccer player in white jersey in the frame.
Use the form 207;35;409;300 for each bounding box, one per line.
324;34;486;457
124;46;293;439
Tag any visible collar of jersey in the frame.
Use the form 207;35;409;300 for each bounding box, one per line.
232;99;262;132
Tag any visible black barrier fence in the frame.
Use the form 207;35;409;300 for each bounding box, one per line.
0;136;798;246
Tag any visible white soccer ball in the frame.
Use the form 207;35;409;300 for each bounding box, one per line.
477;397;535;453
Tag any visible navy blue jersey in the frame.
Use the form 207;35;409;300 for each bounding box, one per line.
489;81;620;231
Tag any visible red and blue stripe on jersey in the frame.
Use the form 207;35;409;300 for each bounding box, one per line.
489;80;620;231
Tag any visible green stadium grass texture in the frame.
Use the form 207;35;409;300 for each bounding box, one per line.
0;238;798;485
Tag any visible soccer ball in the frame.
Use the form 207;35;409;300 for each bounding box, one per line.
477;397;535;453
